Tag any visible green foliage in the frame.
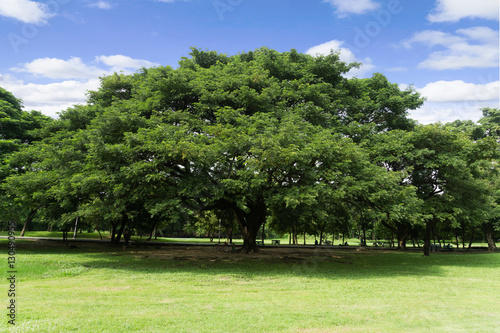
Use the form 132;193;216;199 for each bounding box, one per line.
0;87;52;227
6;48;498;252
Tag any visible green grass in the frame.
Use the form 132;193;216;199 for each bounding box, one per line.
1;239;498;332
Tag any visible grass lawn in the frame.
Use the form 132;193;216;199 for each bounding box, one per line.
2;239;499;332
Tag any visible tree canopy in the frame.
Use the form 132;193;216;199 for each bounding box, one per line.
2;48;498;253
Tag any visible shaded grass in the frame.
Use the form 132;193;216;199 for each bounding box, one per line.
1;240;499;332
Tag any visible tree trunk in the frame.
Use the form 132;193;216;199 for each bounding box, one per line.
114;216;128;244
110;223;118;243
229;226;233;244
396;222;409;250
423;220;431;256
232;199;266;253
73;217;79;240
292;224;298;245
467;229;475;251
482;222;497;252
461;225;466;249
261;221;265;245
147;220;158;241
362;226;366;247
20;209;37;237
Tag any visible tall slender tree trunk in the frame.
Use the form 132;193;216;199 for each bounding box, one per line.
147;220;158;241
467;229;475;251
424;220;431;256
73;217;79;239
261;221;265;245
20;209;37;237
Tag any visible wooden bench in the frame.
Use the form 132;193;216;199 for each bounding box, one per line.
271;240;280;245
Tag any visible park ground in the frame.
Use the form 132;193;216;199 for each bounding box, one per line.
2;239;499;332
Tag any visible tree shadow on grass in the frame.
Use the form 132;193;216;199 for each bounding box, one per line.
12;239;498;281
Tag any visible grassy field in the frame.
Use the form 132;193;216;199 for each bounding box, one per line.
2;239;499;332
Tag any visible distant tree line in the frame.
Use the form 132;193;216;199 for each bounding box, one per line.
1;48;498;254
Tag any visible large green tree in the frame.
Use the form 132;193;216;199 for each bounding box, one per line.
4;48;424;252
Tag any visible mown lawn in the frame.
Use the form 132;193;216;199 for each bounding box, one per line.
2;240;499;332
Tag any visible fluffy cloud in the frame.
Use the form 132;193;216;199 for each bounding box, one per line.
418;80;499;103
403;27;499;70
11;56;160;80
406;80;500;124
409;102;496;125
306;40;375;77
323;0;380;17
95;55;159;72
11;57;111;80
428;0;499;22
0;0;53;24
0;74;100;118
4;55;160;117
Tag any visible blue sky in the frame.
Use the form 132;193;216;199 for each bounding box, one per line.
0;0;498;124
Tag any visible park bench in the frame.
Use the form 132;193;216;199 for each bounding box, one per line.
271;240;280;245
256;240;263;245
430;244;441;252
442;244;454;252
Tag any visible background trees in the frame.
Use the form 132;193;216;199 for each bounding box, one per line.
0;87;52;230
2;49;498;253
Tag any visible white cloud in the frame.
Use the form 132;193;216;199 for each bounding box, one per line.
428;0;499;22
0;74;100;118
88;1;113;10
0;0;53;24
407;80;500;124
4;55;161;118
11;57;111;80
404;27;499;70
410;102;497;124
11;55;160;80
418;80;499;103
306;40;375;77
323;0;380;17
95;55;159;72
